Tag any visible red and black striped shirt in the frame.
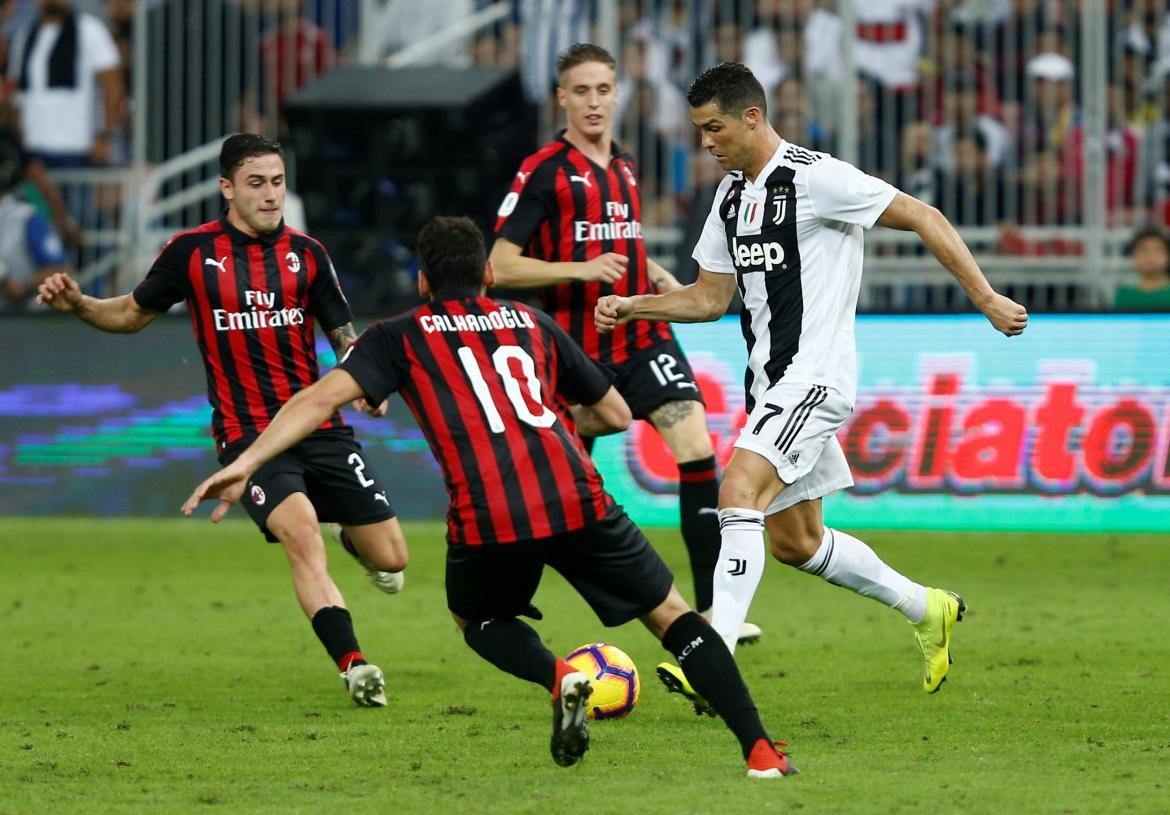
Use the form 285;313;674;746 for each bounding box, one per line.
132;216;351;449
339;292;614;546
494;132;674;366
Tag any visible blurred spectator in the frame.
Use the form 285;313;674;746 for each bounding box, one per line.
519;0;595;105
1017;52;1076;158
1141;59;1170;218
617;80;680;225
615;28;687;137
5;0;123;167
615;32;687;212
1115;225;1170;310
771;76;828;150
984;0;1054;115
1104;83;1141;220
801;0;843;143
897;119;936;204
372;0;474;66
244;0;337;136
854;0;935;90
743;0;807;99
713;17;744;63
1015;148;1078;225
937;131;1008;226
1120;1;1170;68
627;0;715;91
0;133;68;310
933;73;1010;170
852;0;937;178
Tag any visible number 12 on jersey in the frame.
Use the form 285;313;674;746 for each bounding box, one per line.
457;345;557;433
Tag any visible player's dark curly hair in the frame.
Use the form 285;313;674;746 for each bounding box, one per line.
219;133;284;180
417;216;487;293
556;42;615;78
687;62;767;117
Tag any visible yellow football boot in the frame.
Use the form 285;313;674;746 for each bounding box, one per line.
913;588;966;693
655;662;716;717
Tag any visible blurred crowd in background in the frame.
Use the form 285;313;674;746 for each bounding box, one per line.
0;0;1168;313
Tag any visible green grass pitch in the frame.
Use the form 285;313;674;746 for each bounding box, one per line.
2;518;1168;814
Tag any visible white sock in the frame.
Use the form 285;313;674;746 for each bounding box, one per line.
799;528;928;623
710;508;767;653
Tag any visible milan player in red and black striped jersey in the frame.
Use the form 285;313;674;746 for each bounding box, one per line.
181;216;796;777
490;43;760;644
37;134;408;708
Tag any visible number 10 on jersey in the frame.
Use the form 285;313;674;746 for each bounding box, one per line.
457;345;556;433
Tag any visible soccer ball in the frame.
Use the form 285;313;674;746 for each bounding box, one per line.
565;642;640;720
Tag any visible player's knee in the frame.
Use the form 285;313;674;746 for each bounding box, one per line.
277;522;326;563
366;544;408;573
718;471;759;509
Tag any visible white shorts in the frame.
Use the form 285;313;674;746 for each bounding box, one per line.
733;382;855;516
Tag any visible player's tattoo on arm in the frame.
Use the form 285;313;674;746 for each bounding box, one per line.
327;323;358;356
648;261;682;293
651;399;696;430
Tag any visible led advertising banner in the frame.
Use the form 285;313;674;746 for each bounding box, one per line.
590;315;1170;532
2;315;1167;531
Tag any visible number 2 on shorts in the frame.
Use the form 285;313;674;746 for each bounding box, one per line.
348;452;375;487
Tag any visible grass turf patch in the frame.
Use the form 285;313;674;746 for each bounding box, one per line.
1;518;1168;813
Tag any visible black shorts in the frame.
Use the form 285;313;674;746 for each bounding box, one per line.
445;507;674;627
218;426;396;543
603;338;704;421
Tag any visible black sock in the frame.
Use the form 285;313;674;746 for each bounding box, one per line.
310;605;365;671
662;611;768;758
464;617;558;692
678;455;720;611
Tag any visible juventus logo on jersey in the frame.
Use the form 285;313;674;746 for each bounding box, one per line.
767;184;786;222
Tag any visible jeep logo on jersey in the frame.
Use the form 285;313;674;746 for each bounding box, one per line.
285;251;301;273
731;237;786;272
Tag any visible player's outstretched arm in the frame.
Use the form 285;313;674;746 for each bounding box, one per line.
490;236;628;287
877;192;1028;336
36;272;159;334
595;268;736;333
181;369;365;521
571;386;633;437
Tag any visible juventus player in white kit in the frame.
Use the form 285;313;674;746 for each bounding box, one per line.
597;63;1028;705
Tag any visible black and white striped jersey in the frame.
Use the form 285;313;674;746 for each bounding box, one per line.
692;141;897;411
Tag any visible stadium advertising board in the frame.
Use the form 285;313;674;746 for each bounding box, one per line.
2;315;1167;531
591;315;1170;532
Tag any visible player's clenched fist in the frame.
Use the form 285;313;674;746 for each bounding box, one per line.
36;272;83;313
578;252;628;284
595;294;634;334
981;293;1029;337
